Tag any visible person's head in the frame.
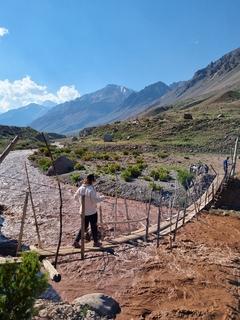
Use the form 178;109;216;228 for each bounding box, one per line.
83;174;95;185
227;156;230;160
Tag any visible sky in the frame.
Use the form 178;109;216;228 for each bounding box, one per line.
0;0;240;113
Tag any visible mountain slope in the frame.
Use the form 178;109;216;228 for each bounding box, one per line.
0;103;52;127
29;84;134;134
96;81;172;124
149;47;240;108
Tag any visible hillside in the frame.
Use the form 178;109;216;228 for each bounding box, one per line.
0;125;65;152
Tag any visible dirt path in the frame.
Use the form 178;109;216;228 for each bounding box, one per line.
0;151;239;319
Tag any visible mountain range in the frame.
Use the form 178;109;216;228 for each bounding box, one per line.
0;47;239;134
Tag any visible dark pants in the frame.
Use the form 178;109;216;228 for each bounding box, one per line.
75;212;98;243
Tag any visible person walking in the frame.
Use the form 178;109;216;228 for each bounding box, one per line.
73;174;105;248
223;157;229;175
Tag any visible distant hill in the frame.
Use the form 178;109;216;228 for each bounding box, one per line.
29;84;134;134
0;103;53;127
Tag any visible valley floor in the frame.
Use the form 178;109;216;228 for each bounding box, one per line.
0;150;239;319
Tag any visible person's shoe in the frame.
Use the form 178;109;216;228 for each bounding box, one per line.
72;241;81;248
93;241;102;247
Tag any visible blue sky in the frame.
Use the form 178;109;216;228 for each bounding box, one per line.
0;0;239;113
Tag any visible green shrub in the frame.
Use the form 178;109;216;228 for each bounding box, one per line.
177;169;194;190
137;162;148;170
157;152;169;158
0;251;48;320
148;182;162;192
128;165;141;178
149;169;160;181
135;157;143;163
120;169;132;181
74;163;85;170
82;152;92;161
71;173;80;183
28;155;36;161
101;153;110;160
132;150;140;158
38;158;52;171
143;175;151;181
122;150;129;155
113;154;120;161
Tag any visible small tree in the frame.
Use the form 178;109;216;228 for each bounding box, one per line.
0;251;49;320
177;169;194;190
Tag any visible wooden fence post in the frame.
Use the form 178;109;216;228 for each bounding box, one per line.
25;162;42;248
16;191;29;255
81;195;85;260
124;197;131;235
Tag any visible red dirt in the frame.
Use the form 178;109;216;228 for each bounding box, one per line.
49;211;240;320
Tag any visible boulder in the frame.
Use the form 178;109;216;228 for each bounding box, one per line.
184;113;193;119
103;134;112;142
73;293;121;318
47;156;75;176
71;136;78;142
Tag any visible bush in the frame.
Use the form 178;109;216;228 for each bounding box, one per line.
74;163;85;170
148;182;162;192
149;169;160;181
0;251;48;320
120;170;132;182
38;158;52;171
71;173;80;183
177;169;194;190
157;152;169;158
128;165;141;178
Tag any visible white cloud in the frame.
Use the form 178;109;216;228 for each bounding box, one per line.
0;28;9;37
0;76;80;113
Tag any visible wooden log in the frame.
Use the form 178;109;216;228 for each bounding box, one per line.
97;216;147;225
42;259;61;282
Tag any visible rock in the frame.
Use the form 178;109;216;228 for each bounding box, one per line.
73;293;121;318
47;156;75;176
184;113;193;119
79;127;96;138
103;134;112;142
71;136;78;142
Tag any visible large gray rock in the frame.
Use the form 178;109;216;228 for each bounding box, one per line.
103;134;112;142
73;293;121;318
47;156;75;176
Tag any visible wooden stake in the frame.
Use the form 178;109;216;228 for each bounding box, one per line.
81;195;85;260
99;206;103;240
25;162;42;248
114;192;117;237
124;197;131;235
173;205;180;242
16;191;29;254
156;193;162;248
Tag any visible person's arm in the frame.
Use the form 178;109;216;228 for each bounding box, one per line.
90;187;105;203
